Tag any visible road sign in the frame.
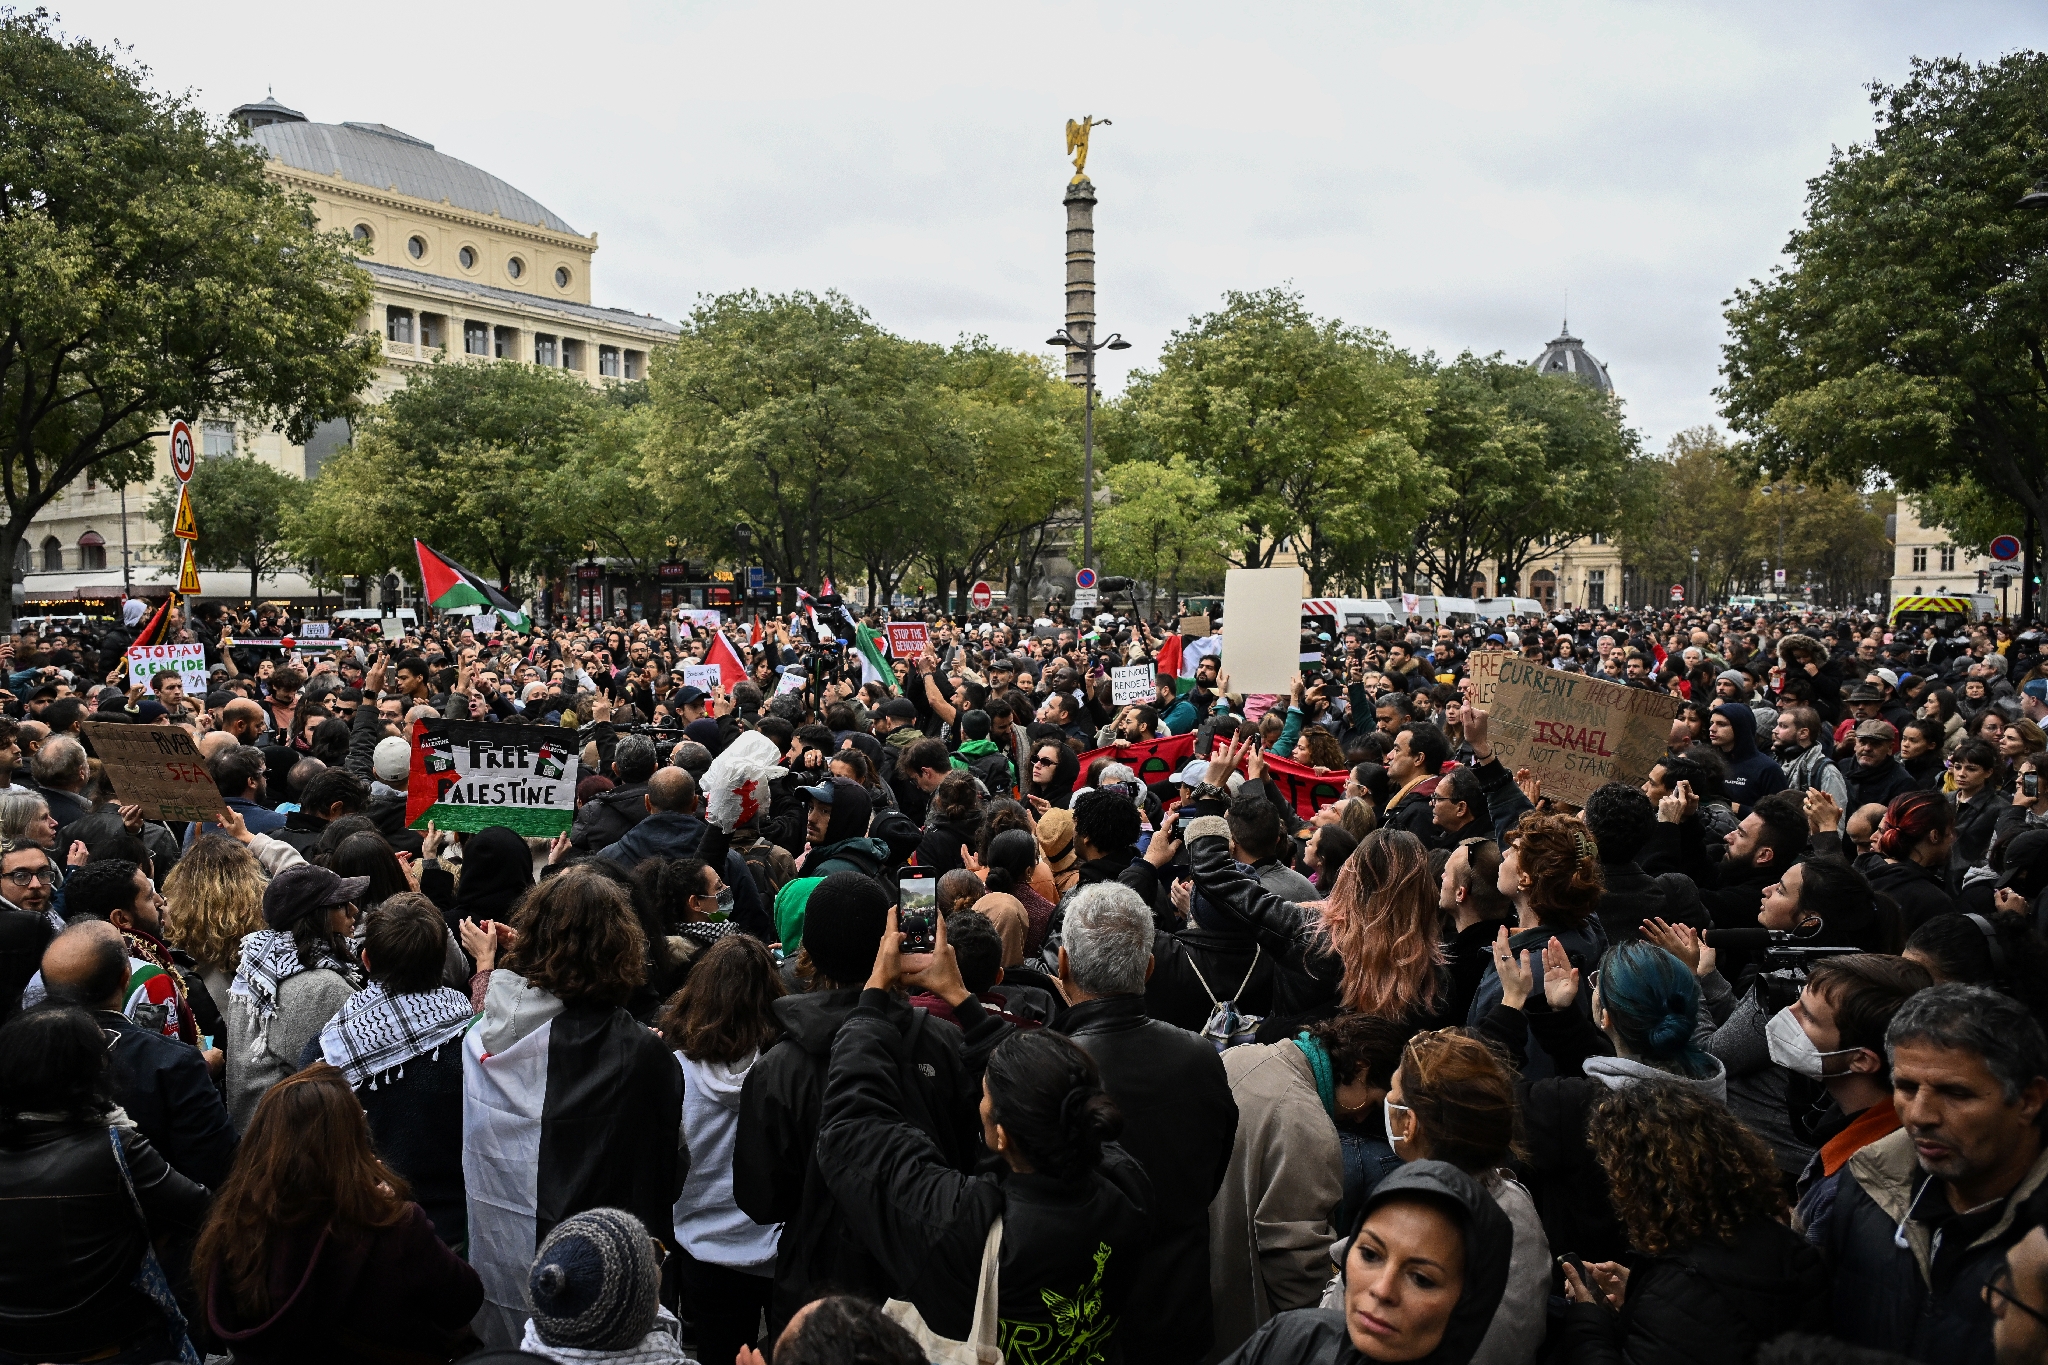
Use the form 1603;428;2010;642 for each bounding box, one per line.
1992;534;2022;563
1075;567;1097;590
1670;584;1684;602
1073;588;1099;608
745;566;768;596
175;541;201;594
170;484;197;540
1773;568;1786;587
168;420;195;483
970;580;993;610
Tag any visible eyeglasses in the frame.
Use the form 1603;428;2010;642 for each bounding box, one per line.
1985;1263;2048;1329
2;866;55;886
1588;968;1602;998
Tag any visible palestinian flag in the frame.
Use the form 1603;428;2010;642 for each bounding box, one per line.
462;983;682;1348
853;622;893;690
1155;632;1221;696
127;595;175;649
415;539;530;631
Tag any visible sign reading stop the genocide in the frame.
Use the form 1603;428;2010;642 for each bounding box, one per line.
168;419;196;483
970;581;993;610
885;621;930;658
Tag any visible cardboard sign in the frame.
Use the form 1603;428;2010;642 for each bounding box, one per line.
297;621;331;640
1179;614;1212;638
1222;566;1307;695
1467;650;1508;706
1111;664;1156;706
404;718;578;836
127;643;206;689
1481;656;1681;807
682;664;723;694
82;720;220;821
885;621;930;659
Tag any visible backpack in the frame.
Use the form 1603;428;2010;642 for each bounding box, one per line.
1186;943;1264;1051
966;749;1015;801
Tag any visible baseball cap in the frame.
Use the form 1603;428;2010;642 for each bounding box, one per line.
372;735;411;782
674;686;707;707
261;864;372;931
1853;719;1898;743
1870;668;1900;689
798;776;851;805
880;698;918;721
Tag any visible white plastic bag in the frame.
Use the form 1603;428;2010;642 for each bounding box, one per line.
701;730;789;832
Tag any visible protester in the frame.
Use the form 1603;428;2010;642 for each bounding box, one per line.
520;1208;688;1364
225;864;368;1130
161;833;269;1020
1464;812;1605;1077
1873;790;1960;933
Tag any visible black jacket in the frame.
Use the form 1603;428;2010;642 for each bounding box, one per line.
1839;754;1919;813
1868;858;1955;935
597;810;772;941
816;989;1153;1360
1644;822;1775;933
0;1118;210;1359
1952;791;2008;878
1593;860;1708;945
735;985;1001;1338
568;783;651;855
1381;781;1438;844
0;903;51;1021
915;815;980;876
358;1043;467;1248
1185;814;1342;1026
1065;994;1237;1365
363;788;424;856
101;1009;237;1191
38;785;92;844
1143;924;1279;1035
1560;1219;1830;1365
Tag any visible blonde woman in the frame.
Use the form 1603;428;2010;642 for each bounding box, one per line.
163;818;306;1017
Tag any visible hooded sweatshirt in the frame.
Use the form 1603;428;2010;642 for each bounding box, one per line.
1712;703;1788;811
801;780;889;884
673;1049;779;1271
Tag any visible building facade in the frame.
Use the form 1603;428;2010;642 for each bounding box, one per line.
1890;499;2003;607
20;94;678;612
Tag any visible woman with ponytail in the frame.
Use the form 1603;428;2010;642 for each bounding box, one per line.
1463;812;1607;1079
817;909;1149;1365
1868;789;1958;933
966;827;1059;958
1478;937;1725;1265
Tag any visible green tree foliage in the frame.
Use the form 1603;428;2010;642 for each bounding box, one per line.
1410;354;1647;596
1096;454;1232;616
147;457;300;601
1110;287;1442;593
1719;53;2048;589
0;12;376;605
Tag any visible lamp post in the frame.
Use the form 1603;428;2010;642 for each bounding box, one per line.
1689;547;1700;608
1045;328;1130;573
1756;481;1805;599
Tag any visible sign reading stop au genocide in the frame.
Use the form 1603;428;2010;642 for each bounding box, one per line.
1473;654;1680;807
127;643;206;690
404;719;579;836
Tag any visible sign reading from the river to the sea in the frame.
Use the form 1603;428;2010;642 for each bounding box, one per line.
1482;656;1681;807
404;719;579;836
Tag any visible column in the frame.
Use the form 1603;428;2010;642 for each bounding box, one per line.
1064;177;1095;385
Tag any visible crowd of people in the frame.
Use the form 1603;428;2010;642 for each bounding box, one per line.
4;592;2048;1365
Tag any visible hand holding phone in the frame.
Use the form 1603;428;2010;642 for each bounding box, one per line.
897;869;939;953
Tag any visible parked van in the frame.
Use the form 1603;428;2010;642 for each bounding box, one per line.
1301;597;1395;638
1473;597;1544;621
1382;595;1482;624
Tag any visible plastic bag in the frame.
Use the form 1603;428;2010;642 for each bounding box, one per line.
702;730;789;832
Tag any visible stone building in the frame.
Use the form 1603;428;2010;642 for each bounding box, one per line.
19;93;678;612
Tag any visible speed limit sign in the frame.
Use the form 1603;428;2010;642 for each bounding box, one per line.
168;419;195;483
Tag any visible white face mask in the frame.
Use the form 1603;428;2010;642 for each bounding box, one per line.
1765;1005;1863;1079
1384;1097;1412;1145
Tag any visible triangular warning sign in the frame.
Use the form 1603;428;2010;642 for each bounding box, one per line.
176;541;201;594
171;484;197;540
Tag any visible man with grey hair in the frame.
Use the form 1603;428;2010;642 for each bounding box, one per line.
570;732;660;854
1059;881;1237;1365
1823;983;2048;1363
29;733;90;844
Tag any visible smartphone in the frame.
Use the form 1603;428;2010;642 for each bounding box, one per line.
1557;1253;1608;1308
897;870;938;953
2027;771;2041;798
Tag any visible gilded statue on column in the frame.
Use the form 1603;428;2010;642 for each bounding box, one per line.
1065;116;1110;184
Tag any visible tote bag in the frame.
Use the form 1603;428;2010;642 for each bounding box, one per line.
883;1216;1004;1365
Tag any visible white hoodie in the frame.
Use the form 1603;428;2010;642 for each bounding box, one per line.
672;1049;780;1271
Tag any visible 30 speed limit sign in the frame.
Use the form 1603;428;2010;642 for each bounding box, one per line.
168;419;196;483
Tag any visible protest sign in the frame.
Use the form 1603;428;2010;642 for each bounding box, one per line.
774;670;807;697
682;664;722;694
679;609;722;631
885;621;930;658
1467;650;1508;706
298;621;331;640
1260;751;1350;821
1111;664;1155;706
82;720;220;821
1222;566;1306;695
1178;614;1212;638
1074;733;1195;791
1481;656;1681;807
126;643;206;690
404;719;578;836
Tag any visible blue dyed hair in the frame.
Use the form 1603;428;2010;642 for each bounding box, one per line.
1597;941;1713;1079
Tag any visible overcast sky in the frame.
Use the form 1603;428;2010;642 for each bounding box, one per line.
58;1;2048;451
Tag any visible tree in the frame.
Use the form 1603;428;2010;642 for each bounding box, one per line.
0;13;377;607
276;428;419;590
1719;52;2048;615
1096;454;1233;615
649;290;942;602
147;457;299;601
1110;287;1442;593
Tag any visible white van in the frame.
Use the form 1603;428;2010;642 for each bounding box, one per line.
1383;595;1482;624
1302;597;1395;637
1473;597;1544;621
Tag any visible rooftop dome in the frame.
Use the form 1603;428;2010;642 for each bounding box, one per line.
236;100;580;236
1533;320;1613;394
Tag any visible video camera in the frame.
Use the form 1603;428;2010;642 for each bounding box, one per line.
1703;927;1862;1011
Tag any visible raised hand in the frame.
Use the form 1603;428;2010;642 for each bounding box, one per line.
1541;934;1581;1011
1493;925;1534;1010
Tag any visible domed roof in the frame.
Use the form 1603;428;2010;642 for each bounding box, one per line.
1533;321;1612;394
241;107;580;236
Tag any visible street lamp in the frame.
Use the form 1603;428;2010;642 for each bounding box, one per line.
1689;547;1700;608
1046;327;1131;572
1757;481;1805;598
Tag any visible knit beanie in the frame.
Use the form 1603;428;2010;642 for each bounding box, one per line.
800;870;891;986
526;1208;661;1351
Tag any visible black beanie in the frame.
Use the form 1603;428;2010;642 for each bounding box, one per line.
803;870;892;986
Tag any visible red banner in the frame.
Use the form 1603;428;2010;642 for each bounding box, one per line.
1074;732;1195;791
1258;751;1350;821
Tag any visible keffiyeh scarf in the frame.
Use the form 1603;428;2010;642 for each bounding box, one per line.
231;928;362;1024
319;981;474;1090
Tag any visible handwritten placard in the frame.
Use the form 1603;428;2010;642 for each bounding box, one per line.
1467;650;1508;706
297;622;331;640
82;720;221;821
885;621;930;659
1482;657;1680;807
1111;664;1156;707
127;643;206;689
681;664;722;694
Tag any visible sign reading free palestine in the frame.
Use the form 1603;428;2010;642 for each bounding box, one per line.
404;718;579;836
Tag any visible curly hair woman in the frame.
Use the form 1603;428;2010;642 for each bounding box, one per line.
1463;812;1604;1075
162;833;268;1018
1561;1082;1827;1362
461;865;683;1348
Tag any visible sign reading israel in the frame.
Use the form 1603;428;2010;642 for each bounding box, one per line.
405;718;579;836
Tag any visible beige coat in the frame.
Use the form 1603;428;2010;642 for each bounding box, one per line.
1207;1040;1342;1364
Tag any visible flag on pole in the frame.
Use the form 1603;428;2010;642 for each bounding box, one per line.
704;627;748;689
414;539;530;631
748;617;763;649
852;622;893;690
128;595;175;649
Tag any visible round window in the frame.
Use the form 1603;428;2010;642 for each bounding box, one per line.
407;235;426;260
555;266;571;288
352;224;373;244
506;257;524;280
458;246;476;270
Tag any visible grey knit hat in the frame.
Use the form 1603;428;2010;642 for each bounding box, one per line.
527;1208;661;1351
